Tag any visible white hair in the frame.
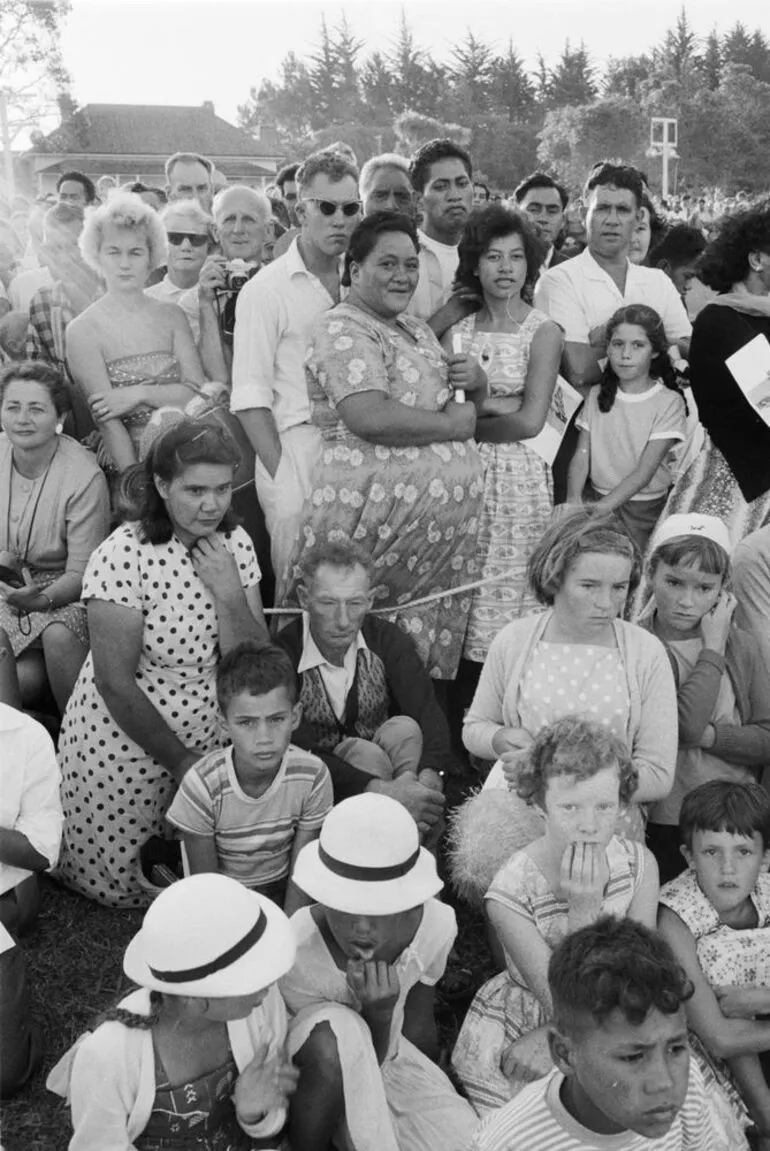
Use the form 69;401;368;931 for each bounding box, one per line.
80;192;168;271
359;153;412;199
212;185;272;225
160;199;213;230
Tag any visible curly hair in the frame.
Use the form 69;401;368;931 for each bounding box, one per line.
697;201;770;292
583;160;645;208
549;916;693;1036
0;359;70;415
342;211;419;287
296;151;360;195
598;304;686;415
680;780;770;852
80;192;168;272
98;989;164;1031
527;506;640;605
409;138;472;194
455;205;545;304
515;715;637;809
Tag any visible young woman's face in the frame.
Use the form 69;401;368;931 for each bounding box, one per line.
0;379;59;451
155;463;233;544
322;905;422;964
475;231;528;303
684;829;768;919
542;766;621;854
553;552;632;636
650;560;723;639
606;323;654;384
629;206;652;265
99;222;151;291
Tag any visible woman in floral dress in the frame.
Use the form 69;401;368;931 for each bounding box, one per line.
286;213;485;680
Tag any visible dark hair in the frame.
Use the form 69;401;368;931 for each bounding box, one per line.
124;181;149;194
342;211;418;287
296;151;359;196
527;506;640;605
276;163;300;192
697;203;770;293
549;916;693;1036
639;193;666;259
0;359;70;415
455;205;544;303
516;716;637;808
56;170;97;204
648;535;730;580
680;780;770;852
648;225;707;269
513;171;569;210
599;304;686;414
409;139;472;194
299;539;374;584
121;419;241;545
584;161;645;209
216;641;298;713
142;185;168;206
473;181;490;201
98;989;163;1031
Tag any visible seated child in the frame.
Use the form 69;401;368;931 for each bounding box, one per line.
452;715;660;1116
469;915;743;1151
47;873;298;1149
640;513;770;884
280;792;479;1151
166;642;333;915
659;780;770;1147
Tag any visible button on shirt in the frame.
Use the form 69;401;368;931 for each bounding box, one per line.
297;613;369;722
230;238;340;433
0;703;62;896
535;248;692;345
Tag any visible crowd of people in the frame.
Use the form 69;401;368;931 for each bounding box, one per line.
1;137;770;1151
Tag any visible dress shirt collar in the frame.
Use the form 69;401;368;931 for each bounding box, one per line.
298;612;368;674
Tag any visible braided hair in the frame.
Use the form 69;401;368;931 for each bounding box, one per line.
97;989;164;1030
598;303;687;415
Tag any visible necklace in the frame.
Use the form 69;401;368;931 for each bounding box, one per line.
6;441;60;566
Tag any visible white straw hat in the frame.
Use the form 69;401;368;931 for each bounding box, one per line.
292;793;443;915
123;874;296;997
650;513;732;557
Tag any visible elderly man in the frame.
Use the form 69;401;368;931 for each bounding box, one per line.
513;171;571;269
165;151;215;213
360;152;415;218
230;151;360;596
408;138;474;320
276;541;447;838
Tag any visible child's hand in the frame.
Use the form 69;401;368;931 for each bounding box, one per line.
347;958;400;1017
560;842;609;920
714;985;768;1019
700;592;736;653
233;1043;299;1123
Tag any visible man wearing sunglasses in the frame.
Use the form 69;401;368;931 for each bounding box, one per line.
231;150;360;598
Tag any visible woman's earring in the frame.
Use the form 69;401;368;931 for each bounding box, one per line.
55;423;64;435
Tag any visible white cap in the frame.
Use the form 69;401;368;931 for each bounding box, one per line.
650;513;731;557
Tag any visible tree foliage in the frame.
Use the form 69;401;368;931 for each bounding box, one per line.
1;0;71;142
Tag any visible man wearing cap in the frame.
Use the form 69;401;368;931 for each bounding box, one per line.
275;541;448;840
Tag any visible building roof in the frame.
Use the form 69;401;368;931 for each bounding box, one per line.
29;102;278;160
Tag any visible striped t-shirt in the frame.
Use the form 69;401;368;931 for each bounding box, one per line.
469;1064;713;1151
166;744;332;887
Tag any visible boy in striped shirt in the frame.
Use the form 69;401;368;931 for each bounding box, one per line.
166;642;332;915
469;916;732;1151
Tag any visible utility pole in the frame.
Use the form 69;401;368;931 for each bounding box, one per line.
0;93;16;199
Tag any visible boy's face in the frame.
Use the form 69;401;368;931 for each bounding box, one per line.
322;905;422;964
223;686;300;778
553;1006;690;1139
650;559;723;638
683;829;768;917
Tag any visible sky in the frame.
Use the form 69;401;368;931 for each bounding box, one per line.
56;0;770;129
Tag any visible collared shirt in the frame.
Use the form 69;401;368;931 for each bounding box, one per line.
297;612;369;722
0;703;62;896
145;274;201;341
230;237;340;432
410;230;459;320
535;247;691;345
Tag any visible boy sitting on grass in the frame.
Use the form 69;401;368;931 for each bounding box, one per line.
469;915;743;1150
166;642;332;915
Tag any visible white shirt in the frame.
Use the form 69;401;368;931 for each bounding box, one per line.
10;265;53;313
535;248;691;346
145;274;201;341
410;230;459;321
297;613;368;721
0;703;62;896
230;237;338;432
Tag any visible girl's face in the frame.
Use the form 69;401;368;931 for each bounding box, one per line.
542;766;622;854
476;231;528;302
629;206;652;265
650;559;723;639
155;462;234;546
683;829;768;920
322;905;423;964
606;323;654;384
99;222;151;291
553;551;632;636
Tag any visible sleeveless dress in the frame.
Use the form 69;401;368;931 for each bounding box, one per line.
660;868;770;1137
452;312;554;663
105;351;184;456
451;835;644;1116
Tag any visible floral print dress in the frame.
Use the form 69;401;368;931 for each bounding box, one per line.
287;303;484;680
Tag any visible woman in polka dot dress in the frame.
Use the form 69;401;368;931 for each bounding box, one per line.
56;421;268;907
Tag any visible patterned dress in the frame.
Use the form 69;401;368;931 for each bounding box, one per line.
57;522;261;907
287;303;484;680
451;836;645;1116
452;312;554;662
105;351;184;456
135;1053;259;1151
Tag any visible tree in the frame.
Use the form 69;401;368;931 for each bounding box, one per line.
330;13;365;123
449;30;494;113
393;111;471;155
360;51;394;122
603;55;653;101
655;7;699;82
1;0;71;143
308;16;339;124
537;98;646;191
387;13;442;116
548;42;597;107
697;29;722;90
489;42;536;121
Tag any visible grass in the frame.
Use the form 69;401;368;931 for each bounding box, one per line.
1;767;494;1150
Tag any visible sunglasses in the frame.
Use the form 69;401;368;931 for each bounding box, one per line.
167;231;209;247
302;198;361;218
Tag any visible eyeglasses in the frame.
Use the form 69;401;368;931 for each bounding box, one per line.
167;232;209;247
302;198;361;218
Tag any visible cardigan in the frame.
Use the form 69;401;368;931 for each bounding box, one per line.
46;986;289;1151
463;609;678;804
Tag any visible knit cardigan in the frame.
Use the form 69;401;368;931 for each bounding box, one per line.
464;609;678;804
46;986;288;1150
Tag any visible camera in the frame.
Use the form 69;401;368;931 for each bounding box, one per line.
224;258;253;293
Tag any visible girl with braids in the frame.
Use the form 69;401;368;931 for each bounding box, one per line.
47;874;299;1150
567;304;688;555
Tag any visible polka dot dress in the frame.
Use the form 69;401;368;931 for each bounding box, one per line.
56;522;260;908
